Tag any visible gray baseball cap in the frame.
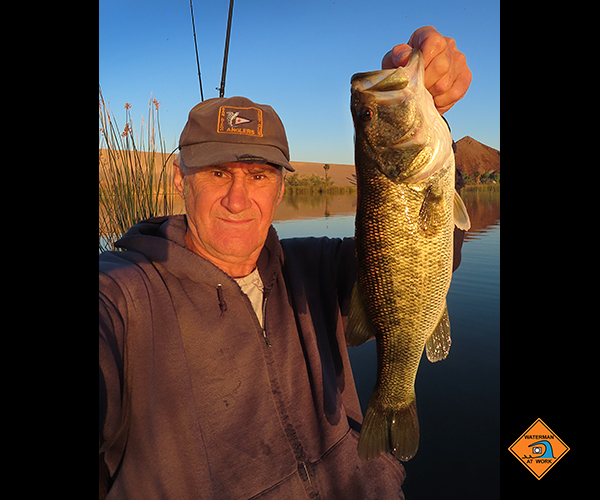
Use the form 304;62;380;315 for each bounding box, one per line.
179;96;295;172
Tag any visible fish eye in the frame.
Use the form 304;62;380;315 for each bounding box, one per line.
359;107;373;121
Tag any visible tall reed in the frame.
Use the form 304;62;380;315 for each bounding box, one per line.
99;88;177;252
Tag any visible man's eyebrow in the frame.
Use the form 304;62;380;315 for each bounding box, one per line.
247;166;269;173
248;165;280;175
200;165;236;174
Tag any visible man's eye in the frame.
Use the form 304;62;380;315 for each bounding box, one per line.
212;171;225;178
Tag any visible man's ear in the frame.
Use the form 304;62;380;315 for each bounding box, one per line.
276;175;285;205
173;163;186;200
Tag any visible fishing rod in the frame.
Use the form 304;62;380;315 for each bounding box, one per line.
218;0;235;98
189;0;204;101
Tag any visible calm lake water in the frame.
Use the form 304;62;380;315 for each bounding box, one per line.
273;189;500;500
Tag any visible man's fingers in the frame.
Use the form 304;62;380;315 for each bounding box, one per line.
381;43;412;69
432;63;472;113
423;48;453;92
408;26;447;68
380;25;471;114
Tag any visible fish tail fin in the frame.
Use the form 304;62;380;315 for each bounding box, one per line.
390;399;420;462
357;398;419;462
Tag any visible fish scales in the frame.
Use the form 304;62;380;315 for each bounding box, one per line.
348;49;470;462
357;154;454;401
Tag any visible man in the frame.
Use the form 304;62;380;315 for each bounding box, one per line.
100;26;471;499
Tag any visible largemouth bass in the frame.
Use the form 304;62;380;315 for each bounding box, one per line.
348;49;470;462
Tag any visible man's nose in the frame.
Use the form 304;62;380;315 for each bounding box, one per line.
221;176;252;214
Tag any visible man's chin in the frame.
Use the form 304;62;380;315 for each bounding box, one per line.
212;229;267;260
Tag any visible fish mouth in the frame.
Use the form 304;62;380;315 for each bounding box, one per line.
351;50;425;148
351;68;408;93
351;50;422;101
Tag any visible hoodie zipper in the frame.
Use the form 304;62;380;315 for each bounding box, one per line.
219;279;271;347
216;284;227;316
300;461;313;488
261;292;272;347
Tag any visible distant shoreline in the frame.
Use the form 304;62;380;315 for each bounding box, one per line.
462;184;500;191
284;186;356;195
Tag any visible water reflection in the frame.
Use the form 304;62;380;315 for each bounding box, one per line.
273;189;500;242
275;192;356;221
273;215;355;240
461;188;500;240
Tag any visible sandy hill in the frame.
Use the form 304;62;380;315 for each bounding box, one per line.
454;136;500;177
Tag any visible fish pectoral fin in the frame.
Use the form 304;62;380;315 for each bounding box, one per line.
453;190;471;231
347;281;376;347
419;184;450;234
425;304;451;362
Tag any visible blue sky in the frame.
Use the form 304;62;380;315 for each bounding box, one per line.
99;0;499;164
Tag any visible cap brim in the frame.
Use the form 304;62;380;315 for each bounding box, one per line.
180;142;295;172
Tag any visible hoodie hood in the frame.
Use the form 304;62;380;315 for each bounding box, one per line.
113;215;283;291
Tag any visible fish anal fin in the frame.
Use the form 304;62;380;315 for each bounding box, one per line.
425;304;451;362
453;190;471;231
347;281;376;347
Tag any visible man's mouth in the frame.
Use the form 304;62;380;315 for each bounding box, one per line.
218;217;255;225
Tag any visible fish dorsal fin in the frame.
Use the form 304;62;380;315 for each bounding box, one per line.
347;281;377;347
453;190;471;231
425;303;451;362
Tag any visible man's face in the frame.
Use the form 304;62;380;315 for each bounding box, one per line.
174;161;284;276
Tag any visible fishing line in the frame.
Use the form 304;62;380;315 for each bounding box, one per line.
189;0;235;100
218;0;235;98
189;0;204;101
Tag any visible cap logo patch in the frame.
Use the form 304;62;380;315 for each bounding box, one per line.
217;105;263;137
